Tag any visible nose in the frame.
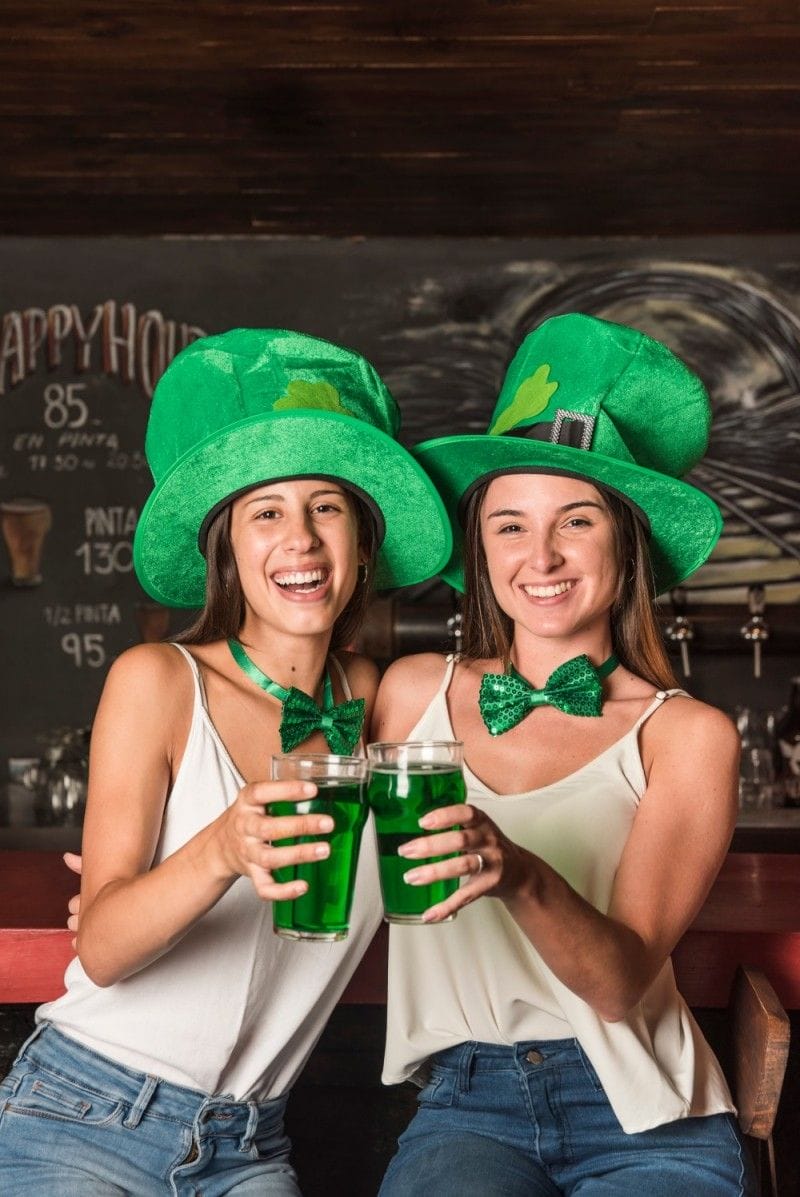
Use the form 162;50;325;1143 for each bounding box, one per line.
282;510;320;552
527;528;564;573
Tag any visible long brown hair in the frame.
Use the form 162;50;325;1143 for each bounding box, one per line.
174;488;378;650
460;475;677;689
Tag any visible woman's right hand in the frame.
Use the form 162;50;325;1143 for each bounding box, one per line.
64;851;83;947
219;779;334;901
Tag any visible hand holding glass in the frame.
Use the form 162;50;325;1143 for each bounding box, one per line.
367;740;467;924
269;753;367;941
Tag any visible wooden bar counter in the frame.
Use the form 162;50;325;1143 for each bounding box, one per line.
2;850;799;1009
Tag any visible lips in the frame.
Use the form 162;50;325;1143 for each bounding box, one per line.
272;566;330;594
521;579;576;598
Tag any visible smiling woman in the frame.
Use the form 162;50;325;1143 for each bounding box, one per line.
0;328;451;1196
373;314;755;1196
462;475;675;694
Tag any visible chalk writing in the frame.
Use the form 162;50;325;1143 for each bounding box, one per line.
0;303;206;397
60;632;106;669
45;603;122;627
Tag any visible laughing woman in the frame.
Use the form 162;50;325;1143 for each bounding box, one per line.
0;329;450;1196
374;314;754;1196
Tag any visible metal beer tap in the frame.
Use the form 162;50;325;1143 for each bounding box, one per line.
740;585;769;680
665;588;694;678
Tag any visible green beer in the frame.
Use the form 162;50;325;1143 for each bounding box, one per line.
367;742;466;923
270;754;367;941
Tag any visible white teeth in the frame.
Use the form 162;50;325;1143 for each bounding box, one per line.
522;580;575;598
274;569;326;587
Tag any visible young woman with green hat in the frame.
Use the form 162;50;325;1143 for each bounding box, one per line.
0;328;451;1195
374;313;755;1195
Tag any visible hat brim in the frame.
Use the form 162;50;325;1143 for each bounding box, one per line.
134;410;452;606
413;435;722;596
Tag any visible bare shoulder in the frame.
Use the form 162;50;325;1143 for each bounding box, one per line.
102;642;191;702
94;643;194;743
371;652;450;741
640;691;740;783
649;692;738;749
331;649;380;703
380;652;450;697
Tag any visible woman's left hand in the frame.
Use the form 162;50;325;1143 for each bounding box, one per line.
397;804;532;922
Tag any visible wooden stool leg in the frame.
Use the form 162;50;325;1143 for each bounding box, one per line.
766;1135;778;1197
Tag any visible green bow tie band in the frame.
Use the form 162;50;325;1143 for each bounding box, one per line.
227;639;365;755
479;653;619;736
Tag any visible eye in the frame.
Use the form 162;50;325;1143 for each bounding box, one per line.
497;521;524;534
253;507;280;521
312;500;343;516
564;516;592;529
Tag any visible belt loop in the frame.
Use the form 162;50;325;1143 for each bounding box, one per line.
239;1100;259;1153
123;1074;158;1128
457;1043;477;1094
13;1020;46;1065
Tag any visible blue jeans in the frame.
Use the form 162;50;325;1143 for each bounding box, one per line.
379;1039;756;1196
0;1023;301;1196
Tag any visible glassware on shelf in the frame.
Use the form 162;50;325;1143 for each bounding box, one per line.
735;706;777;813
774;677;800;808
20;726;90;826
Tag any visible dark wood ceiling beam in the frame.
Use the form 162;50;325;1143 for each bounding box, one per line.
0;2;797;235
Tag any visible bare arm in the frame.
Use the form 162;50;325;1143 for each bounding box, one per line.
76;645;337;988
394;692;740;1022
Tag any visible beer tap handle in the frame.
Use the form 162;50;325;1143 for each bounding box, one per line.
740;585;769;680
665;588;694;678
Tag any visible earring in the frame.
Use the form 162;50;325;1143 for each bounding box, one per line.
359;563;368;584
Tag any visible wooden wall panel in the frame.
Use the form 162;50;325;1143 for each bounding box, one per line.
0;2;799;234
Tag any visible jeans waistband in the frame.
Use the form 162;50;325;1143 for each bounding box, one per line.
22;1023;287;1136
431;1038;583;1075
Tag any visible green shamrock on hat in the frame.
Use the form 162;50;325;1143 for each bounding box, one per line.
274;379;353;417
489;364;559;436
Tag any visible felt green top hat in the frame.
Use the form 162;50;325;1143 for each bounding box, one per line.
133;328;452;607
413;312;722;595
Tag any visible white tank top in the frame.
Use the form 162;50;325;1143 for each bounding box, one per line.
383;656;735;1135
39;644;382;1100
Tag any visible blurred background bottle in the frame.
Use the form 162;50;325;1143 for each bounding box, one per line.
774;677;800;808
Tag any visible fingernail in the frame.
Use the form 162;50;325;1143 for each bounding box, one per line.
419;813;435;828
403;869;422;885
319;816;334;832
302;783;316;795
314;843;330;858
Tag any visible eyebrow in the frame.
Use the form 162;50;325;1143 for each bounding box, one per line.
244;487;345;505
486;500;606;519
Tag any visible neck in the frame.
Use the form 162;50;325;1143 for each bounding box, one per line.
509;627;615;687
235;619;333;698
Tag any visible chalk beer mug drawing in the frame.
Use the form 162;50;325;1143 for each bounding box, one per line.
0;498;53;587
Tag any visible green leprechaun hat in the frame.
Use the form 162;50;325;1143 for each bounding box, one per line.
133;328;452;606
413;312;722;595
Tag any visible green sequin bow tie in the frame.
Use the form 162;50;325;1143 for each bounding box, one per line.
479;653;620;736
228;639;365;755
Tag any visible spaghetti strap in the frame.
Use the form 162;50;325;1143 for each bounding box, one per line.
634;686;689;731
328;653;353;700
438;654;458;698
169;642;208;713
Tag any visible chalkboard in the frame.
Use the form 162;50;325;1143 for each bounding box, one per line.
2;235;800;763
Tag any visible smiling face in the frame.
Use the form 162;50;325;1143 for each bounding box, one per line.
479;473;620;651
229;478;361;644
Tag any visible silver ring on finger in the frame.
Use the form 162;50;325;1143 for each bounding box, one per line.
472;852;485;876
